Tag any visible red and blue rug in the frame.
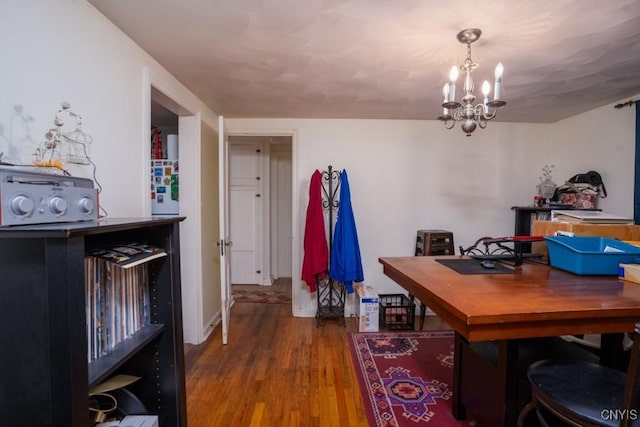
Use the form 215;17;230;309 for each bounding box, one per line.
348;330;474;427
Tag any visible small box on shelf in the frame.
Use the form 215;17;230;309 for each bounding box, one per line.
379;294;415;330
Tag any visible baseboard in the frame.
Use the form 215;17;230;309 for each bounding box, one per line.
201;312;220;344
294;307;318;317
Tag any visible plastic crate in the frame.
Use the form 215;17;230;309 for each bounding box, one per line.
545;236;640;275
379;294;415;330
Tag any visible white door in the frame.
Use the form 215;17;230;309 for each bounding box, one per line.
229;143;263;284
218;116;232;345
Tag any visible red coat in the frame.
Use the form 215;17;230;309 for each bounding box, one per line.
301;169;328;291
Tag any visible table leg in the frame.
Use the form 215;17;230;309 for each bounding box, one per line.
601;332;625;370
452;332;467;420
496;340;521;427
514;241;523;266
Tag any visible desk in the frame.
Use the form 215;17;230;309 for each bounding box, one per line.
379;256;640;426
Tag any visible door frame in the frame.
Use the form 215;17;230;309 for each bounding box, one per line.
227;129;299;315
143;67;209;344
219;117;231;344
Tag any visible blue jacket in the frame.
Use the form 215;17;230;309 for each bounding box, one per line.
329;170;364;293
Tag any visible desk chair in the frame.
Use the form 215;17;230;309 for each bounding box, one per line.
518;323;640;427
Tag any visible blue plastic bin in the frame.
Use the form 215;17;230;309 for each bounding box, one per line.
545;236;640;275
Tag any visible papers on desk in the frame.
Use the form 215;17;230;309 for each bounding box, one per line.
551;210;634;224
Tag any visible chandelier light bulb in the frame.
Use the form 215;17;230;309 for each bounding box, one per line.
482;81;491;96
449;66;459;82
494;62;504;79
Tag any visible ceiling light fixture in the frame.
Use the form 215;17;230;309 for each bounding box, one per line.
438;28;506;136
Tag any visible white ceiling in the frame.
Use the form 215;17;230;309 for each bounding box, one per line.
89;0;640;123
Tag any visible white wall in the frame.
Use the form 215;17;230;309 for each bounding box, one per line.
551;100;637;217
227;107;636;317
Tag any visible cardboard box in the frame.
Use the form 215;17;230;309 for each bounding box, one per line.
355;284;379;332
619;263;640;284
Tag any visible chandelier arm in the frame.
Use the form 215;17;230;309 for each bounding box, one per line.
451;108;465;121
482;104;498;120
472;104;494;122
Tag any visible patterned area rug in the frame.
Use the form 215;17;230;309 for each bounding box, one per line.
232;282;292;304
348;330;474;427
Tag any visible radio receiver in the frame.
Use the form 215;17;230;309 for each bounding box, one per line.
0;167;98;226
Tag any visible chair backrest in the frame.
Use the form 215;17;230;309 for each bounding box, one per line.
459;236;514;256
621;323;640;427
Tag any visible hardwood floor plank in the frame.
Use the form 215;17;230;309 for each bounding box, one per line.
249;402;266;427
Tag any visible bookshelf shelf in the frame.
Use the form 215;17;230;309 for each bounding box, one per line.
0;217;187;427
89;323;166;387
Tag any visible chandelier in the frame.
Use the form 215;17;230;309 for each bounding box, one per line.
438;28;506;136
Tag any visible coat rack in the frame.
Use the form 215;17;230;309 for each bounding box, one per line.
316;165;346;327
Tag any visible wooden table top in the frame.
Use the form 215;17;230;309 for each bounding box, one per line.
379;256;640;342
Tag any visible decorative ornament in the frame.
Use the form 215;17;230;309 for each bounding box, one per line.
537;164;556;202
33;102;92;173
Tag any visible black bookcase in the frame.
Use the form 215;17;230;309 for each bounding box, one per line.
0;217;187;427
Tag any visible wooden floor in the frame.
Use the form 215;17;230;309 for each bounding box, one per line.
184;303;449;427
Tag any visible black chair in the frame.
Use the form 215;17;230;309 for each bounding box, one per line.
518;323;640;427
459;236;514;257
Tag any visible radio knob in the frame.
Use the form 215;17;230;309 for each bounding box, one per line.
10;195;35;217
78;197;95;214
49;196;68;215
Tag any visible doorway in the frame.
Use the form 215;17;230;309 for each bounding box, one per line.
145;73;215;345
228;135;293;288
150;99;179;215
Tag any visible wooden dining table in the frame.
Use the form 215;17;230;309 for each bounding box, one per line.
379;255;640;427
